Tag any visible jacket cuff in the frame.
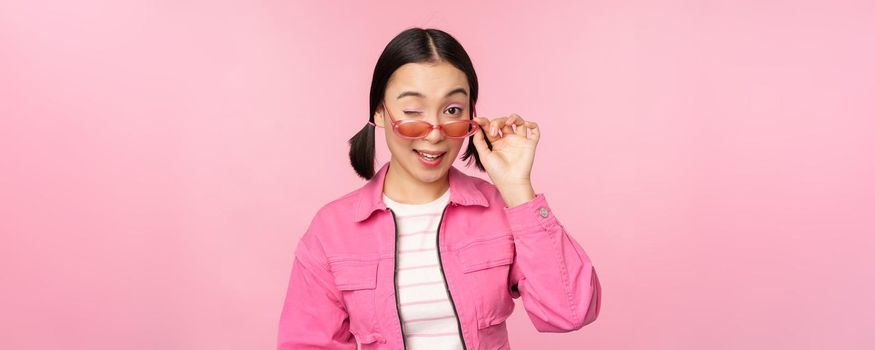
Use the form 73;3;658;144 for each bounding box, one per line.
503;193;557;232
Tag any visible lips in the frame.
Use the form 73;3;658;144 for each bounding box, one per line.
414;149;447;156
413;148;445;167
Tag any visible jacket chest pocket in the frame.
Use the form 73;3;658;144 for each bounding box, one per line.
454;234;516;329
329;258;380;337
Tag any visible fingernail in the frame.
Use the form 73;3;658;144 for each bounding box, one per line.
490;126;496;136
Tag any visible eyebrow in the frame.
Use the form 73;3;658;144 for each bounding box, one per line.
397;87;468;100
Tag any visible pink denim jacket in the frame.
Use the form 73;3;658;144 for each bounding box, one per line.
278;161;601;349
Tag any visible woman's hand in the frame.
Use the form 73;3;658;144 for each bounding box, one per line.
471;113;540;207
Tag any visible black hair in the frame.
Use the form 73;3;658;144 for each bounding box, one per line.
348;27;487;180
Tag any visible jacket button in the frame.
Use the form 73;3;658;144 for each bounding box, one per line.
539;207;549;218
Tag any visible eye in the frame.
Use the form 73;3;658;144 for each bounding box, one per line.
445;106;463;116
403;110;422;115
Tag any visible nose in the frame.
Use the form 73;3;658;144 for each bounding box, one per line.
423;124;444;143
422;115;444;143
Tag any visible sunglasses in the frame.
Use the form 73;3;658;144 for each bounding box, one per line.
368;101;481;140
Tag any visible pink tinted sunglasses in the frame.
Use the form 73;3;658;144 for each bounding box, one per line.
368;101;480;140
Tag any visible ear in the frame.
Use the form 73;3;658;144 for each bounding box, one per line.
373;105;385;128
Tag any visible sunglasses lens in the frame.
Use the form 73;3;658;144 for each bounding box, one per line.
395;120;477;138
397;122;430;138
444;121;474;137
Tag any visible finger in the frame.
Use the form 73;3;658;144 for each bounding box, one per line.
474;116;490;128
507;114;527;137
474;117;493;141
489;117;507;138
471;119;491;154
500;115;516;136
526;121;540;142
475;117;497;143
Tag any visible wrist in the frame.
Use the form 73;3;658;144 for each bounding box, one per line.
500;184;536;208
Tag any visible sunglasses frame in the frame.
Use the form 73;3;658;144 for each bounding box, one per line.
368;101;480;140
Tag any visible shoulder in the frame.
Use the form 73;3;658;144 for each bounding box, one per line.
295;187;360;250
302;187;361;237
318;186;363;220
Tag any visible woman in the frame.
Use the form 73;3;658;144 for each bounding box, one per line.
278;27;601;350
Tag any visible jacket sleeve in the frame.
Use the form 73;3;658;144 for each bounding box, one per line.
277;215;356;349
503;193;602;332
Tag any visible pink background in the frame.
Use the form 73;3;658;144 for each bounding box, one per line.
2;1;874;349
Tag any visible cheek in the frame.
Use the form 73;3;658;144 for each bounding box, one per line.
447;140;466;157
385;133;413;154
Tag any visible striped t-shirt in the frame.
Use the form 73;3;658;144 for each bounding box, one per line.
383;187;464;349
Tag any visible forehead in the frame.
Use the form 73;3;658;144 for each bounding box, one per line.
386;61;469;99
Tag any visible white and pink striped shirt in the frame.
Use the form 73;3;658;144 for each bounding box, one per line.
383;187;464;349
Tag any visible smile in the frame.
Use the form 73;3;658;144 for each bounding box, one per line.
413;149;446;166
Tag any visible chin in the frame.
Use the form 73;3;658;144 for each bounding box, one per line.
415;166;449;182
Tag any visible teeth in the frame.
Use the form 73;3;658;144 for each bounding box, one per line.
417;151;441;160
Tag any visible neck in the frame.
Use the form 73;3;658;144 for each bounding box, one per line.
383;159;450;205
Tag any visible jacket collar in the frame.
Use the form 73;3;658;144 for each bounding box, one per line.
353;161;489;222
